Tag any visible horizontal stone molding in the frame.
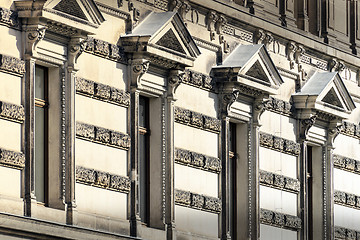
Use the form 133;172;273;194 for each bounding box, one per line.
175;148;221;173
260;208;302;230
76;122;130;150
259;170;300;193
0;101;25;123
75;77;130;107
174;106;221;133
259;132;300;156
340;121;360;139
334;190;360;210
0;54;25;76
265;97;293;116
183;69;215;91
82;37;127;64
335;226;360;240
0;8;20;29
0;148;25;169
76;166;130;193
334;154;360;174
174;189;222;214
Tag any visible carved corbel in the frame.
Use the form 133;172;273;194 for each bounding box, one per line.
117;0;123;7
328;58;338;72
179;1;191;20
286;41;297;70
24;25;46;58
206;10;218;41
219;90;240;117
129;59;149;90
68;35;85;69
253;97;270;125
168;0;182;11
299;115;316;139
215;14;227;35
328;121;342;146
168;69;184;100
336;61;345;73
264;32;274;49
254;29;266;44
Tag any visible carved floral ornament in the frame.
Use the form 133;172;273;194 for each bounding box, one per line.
0;8;20;28
260;208;302;230
335;226;360;239
0;54;25;76
174;189;222;213
175;148;221;173
259;170;300;193
259;132;301;156
0;148;25;169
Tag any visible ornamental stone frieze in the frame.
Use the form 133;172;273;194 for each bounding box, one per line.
0;148;25;169
265;97;292;116
259;170;300;193
75;77;130;107
0;54;25;76
260;208;302;230
333;155;360;173
334;190;360;209
259;132;301;156
335;226;360;239
81;37;127;64
76;166;130;193
76;122;131;150
0;101;25;123
175;148;221;173
183;70;215;91
340;121;360;139
174;189;222;213
0;8;20;28
174;106;221;133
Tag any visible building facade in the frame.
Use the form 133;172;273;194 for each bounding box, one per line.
0;0;359;239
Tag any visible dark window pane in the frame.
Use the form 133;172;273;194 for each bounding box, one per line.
139;96;148;127
35;66;45;100
35;106;45;203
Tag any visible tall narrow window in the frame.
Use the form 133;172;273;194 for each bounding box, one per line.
35;65;49;204
139;96;150;224
229;122;237;238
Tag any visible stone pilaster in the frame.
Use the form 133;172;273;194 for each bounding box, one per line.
165;69;183;240
22;23;46;217
128;58;149;237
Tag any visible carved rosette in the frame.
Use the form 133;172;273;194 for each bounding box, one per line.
0;101;25;123
76;166;130;193
260;208;302;230
0;54;25;76
174;189;222;213
76;122;130;150
0;148;25;169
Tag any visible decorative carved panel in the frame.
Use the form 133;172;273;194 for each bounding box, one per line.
260;132;300;156
334;190;360;210
0;54;25;76
0;8;20;28
259;170;300;193
0;101;25;123
175;148;221;173
0;148;25;169
81;37;126;63
260;208;302;230
174;189;222;213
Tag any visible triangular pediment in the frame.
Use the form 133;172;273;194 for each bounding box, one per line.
212;44;283;96
245;60;270;83
53;0;88;21
15;0;104;35
121;12;200;68
292;72;356;119
44;0;104;25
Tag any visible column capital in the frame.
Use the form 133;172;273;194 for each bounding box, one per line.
167;69;184;100
23;24;46;59
129;58;149;90
219;90;239;118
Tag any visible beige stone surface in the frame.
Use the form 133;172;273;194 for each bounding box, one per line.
260;224;297;240
0;119;21;152
174;123;218;158
94;13;126;44
175;163;218;197
0;167;21;198
334;204;360;232
175;84;218;118
260;111;297;141
259;147;297;179
260;185;297;216
76;183;127;219
76;139;128;176
333;134;360;160
175;205;218;238
77;55;127;90
0;26;21;58
0;72;21;105
75;94;128;133
334;169;360;196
